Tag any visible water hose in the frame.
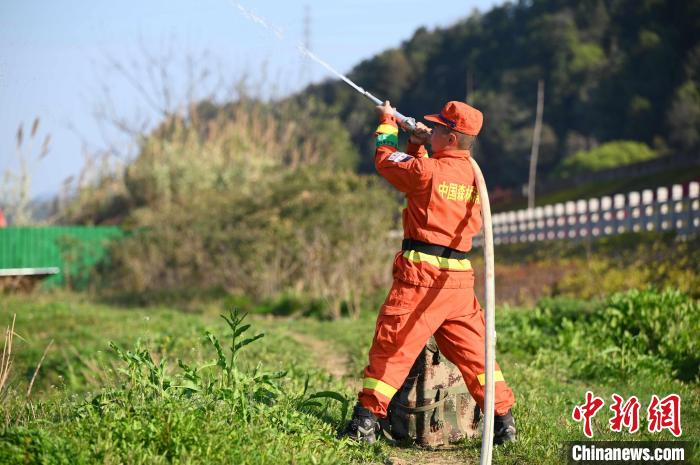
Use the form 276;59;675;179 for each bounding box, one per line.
469;157;496;465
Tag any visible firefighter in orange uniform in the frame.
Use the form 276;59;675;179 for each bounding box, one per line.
341;100;516;445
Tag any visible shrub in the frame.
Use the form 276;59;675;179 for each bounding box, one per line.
104;168;397;319
596;289;700;381
58;99;360;225
59;98;398;317
498;289;700;382
556;140;657;177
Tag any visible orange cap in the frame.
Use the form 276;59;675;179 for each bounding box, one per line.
424;101;483;136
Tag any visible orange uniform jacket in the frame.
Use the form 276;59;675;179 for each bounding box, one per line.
374;114;481;289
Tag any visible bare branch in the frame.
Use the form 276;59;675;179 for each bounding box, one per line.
103;51;169;117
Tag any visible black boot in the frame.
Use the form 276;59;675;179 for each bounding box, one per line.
339;403;380;444
493;410;516;445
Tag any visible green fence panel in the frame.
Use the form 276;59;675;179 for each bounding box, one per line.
0;226;125;289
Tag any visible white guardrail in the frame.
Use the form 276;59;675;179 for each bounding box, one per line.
477;181;700;246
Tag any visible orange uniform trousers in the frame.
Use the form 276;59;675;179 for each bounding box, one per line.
359;277;516;418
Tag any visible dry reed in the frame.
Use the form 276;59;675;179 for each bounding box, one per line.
27;339;54;398
0;314;16;393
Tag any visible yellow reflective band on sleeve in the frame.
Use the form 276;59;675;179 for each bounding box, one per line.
363;377;397;398
402;250;472;271
477;370;505;386
376;123;399;136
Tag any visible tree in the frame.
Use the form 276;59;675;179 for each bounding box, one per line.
667;81;700;155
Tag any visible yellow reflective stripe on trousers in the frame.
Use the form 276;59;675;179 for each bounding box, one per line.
402;250;472;271
363;377;397;398
376;123;399;135
477;370;505;386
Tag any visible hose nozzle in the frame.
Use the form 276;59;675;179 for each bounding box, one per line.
362;90;417;133
394;113;417;133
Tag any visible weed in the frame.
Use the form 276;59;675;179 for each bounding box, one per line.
0;308;371;464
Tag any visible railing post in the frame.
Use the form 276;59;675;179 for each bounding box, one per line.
576;199;588;239
690;182;700;237
628;191;641;233
671;184;684;233
589;198;600;238
642;189;655;232
544;204;555;241
535;206;545;241
656;187;669;232
614;194;626;234
600;196;613;236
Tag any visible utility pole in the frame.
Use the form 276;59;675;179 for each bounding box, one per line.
527;79;544;209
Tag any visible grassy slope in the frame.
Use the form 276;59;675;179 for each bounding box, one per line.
1;293;698;464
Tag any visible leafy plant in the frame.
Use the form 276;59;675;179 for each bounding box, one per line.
107;308;352;429
110;340;172;398
498;289;700;382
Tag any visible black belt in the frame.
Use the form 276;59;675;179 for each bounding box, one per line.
401;239;468;260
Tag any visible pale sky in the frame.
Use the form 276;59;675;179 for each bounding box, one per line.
0;0;503;198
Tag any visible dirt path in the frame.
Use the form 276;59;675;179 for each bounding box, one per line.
288;331;354;381
385;449;481;465
288;330;481;465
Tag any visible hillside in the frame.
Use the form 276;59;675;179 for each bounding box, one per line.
297;0;700;190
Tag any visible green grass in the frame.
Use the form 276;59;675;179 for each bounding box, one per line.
0;290;698;464
0;295;378;465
